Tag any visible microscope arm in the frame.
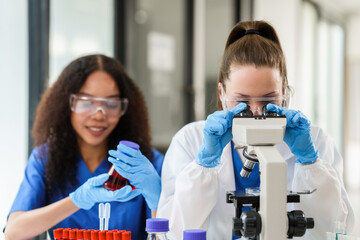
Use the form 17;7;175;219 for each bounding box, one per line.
250;146;288;239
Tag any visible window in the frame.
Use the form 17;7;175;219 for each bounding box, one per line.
49;0;114;85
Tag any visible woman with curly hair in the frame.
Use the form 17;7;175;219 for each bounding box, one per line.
5;54;163;240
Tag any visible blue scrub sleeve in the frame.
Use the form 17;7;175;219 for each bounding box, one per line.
8;148;47;215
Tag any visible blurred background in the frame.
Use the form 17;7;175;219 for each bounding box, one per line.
1;0;360;237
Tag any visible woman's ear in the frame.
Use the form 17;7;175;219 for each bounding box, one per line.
218;82;227;110
218;82;223;100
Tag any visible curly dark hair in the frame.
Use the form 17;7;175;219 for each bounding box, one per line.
32;54;152;196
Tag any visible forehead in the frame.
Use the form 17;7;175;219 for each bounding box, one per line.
79;71;120;96
226;64;282;96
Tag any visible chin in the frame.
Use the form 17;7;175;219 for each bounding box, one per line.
85;137;107;148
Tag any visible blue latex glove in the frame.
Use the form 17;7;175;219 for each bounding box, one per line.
108;144;161;210
267;104;319;164
69;173;140;210
196;103;247;168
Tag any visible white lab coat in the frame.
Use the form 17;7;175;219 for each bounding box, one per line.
157;121;354;240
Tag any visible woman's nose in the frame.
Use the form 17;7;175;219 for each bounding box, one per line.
91;106;107;119
248;102;264;115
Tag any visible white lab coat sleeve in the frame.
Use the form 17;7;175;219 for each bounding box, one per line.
157;122;218;240
289;127;354;239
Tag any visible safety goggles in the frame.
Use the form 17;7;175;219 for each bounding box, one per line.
221;85;286;114
69;94;128;118
225;96;284;106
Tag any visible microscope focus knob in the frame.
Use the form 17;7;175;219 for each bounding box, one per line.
240;211;262;237
287;210;315;238
306;218;315;229
232;217;243;237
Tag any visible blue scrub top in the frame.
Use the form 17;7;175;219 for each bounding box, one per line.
8;146;164;240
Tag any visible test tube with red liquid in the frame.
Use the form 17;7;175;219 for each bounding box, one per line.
103;140;139;191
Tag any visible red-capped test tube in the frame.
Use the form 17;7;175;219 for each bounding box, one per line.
99;230;108;240
103;140;139;191
106;230;115;240
63;228;71;240
122;231;131;240
54;228;63;240
91;230;100;240
84;230;92;240
69;229;78;240
77;229;85;240
113;230;125;240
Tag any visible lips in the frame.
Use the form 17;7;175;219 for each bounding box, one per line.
86;126;107;136
88;126;106;131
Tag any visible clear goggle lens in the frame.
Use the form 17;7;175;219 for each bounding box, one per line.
69;94;128;118
220;85;287;114
226;97;285;114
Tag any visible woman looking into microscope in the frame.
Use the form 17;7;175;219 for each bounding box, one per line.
156;20;354;240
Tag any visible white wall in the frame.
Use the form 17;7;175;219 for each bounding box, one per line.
344;13;360;234
253;0;303;111
49;0;114;85
0;0;28;230
344;13;360;191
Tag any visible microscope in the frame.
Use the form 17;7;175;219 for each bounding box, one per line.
226;105;314;239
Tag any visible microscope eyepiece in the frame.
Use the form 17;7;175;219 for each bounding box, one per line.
239;105;253;117
262;105;278;117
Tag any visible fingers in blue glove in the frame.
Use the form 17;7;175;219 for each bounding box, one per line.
196;104;247;168
87;173;110;186
267;104;318;164
230;102;248;115
109;148;144;166
97;185;140;201
205;114;232;136
70;175;137;209
117;144;141;157
113;188;142;202
108;156;142;176
110;184;132;195
267;104;310;129
108;150;141;166
204;103;246;137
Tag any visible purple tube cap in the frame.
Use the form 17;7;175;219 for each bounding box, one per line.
119;140;140;150
145;218;169;232
183;229;206;240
